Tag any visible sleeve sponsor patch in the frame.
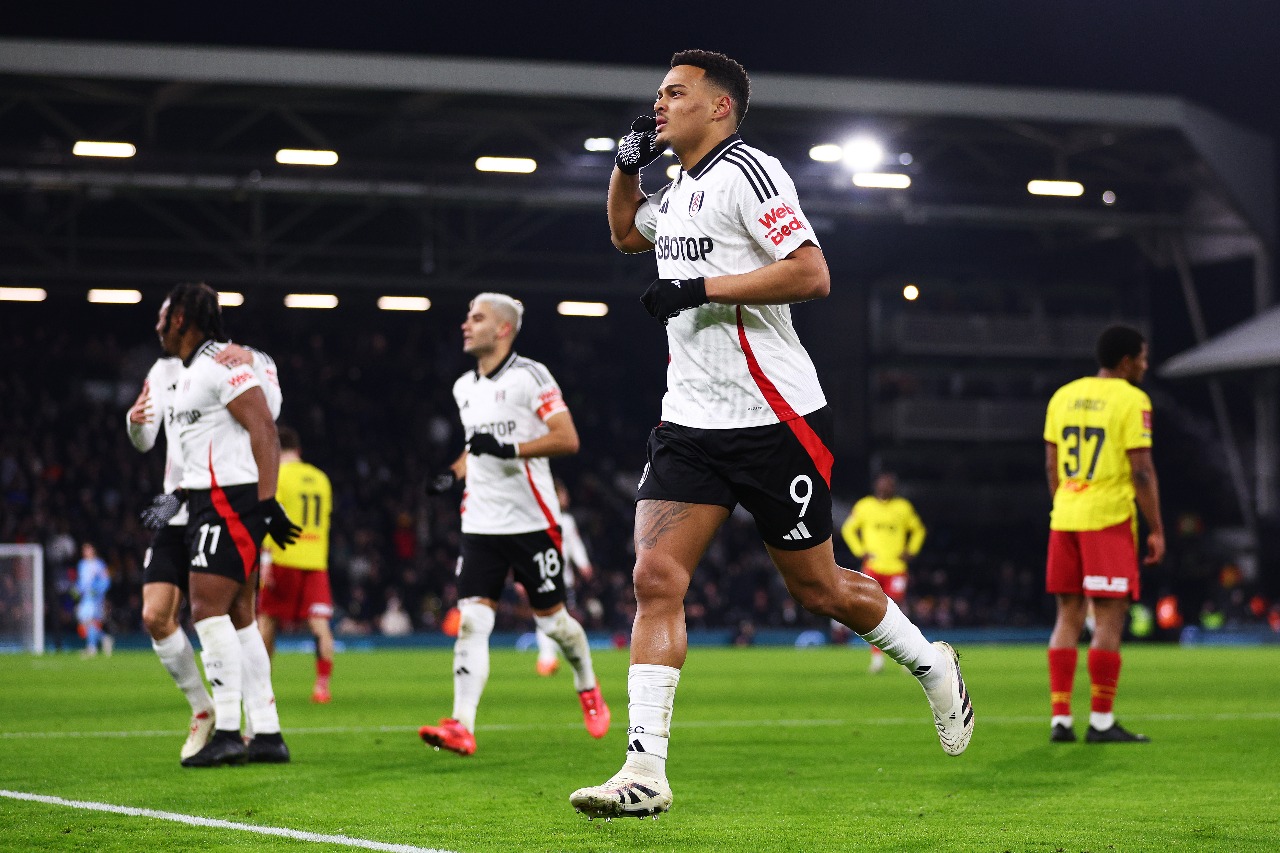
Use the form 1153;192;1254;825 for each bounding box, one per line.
1142;409;1152;432
751;198;816;257
536;387;567;420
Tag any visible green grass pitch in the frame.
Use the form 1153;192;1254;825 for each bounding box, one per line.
1;643;1277;852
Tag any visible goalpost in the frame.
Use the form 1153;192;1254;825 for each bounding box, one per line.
0;544;44;654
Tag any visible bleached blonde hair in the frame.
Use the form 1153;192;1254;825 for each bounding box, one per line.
471;292;524;336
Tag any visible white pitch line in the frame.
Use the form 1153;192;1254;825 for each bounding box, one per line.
0;790;457;853
3;711;1279;741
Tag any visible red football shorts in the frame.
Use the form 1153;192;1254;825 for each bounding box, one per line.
863;567;908;602
259;565;334;622
1046;519;1139;600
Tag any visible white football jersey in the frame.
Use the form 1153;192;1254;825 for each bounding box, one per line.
635;134;827;429
127;357;189;525
452;352;567;536
173;341;283;491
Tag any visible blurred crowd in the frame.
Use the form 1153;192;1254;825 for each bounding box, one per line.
1;298;1276;649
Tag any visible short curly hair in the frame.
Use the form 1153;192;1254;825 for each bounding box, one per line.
671;49;751;127
1096;324;1146;369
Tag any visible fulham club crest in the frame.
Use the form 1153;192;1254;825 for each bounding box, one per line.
688;191;704;217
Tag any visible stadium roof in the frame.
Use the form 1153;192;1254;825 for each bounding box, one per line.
1161;305;1280;377
0;38;1273;295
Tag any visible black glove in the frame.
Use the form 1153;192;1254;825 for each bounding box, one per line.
246;497;302;549
140;490;186;530
425;471;458;495
616;115;661;175
641;277;708;323
468;432;517;459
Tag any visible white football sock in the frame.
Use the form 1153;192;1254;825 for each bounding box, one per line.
152;627;214;715
194;615;242;732
1089;711;1115;731
237;625;281;736
451;601;494;732
622;664;681;779
858;598;945;691
535;629;559;665
533;608;595;693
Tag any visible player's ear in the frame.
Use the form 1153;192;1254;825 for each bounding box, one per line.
713;95;732;122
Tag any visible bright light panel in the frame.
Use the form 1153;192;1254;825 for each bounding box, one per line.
73;140;136;158
903;284;920;301
0;287;47;302
584;137;616;152
283;293;339;309
475;157;537;173
87;289;142;304
558;301;608;317
276;149;339;166
666;164;681;180
1102;190;1117;205
842;138;884;171
378;296;432;312
853;172;911;189
809;144;843;162
218;292;244;307
1027;180;1084;197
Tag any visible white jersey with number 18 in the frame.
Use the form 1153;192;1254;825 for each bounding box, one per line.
635;134;827;430
453;352;567;537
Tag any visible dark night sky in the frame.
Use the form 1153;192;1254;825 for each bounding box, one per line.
7;1;1280;139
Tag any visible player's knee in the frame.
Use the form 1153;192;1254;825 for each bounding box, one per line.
632;557;686;607
140;604;176;639
457;600;496;640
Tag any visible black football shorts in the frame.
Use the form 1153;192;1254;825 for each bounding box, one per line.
185;484;262;583
142;523;190;592
635;406;835;551
458;529;567;611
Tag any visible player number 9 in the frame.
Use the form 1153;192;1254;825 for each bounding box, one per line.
790;474;813;518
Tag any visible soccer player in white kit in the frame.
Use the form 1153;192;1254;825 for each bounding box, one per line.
419;293;610;756
570;50;974;819
151;282;300;767
128;342;281;760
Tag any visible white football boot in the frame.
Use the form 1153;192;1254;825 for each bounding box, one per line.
180;710;215;760
923;641;973;756
570;770;673;819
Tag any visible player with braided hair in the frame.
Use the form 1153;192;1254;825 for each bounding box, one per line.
150;282;300;767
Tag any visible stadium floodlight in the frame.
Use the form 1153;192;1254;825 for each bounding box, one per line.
218;292;244;307
903;284;920;301
666;164;681;180
0;287;46;302
283;293;339;309
1027;179;1084;197
475;157;537;173
87;289;142;304
842;137;884;171
378;296;431;312
584;137;616;152
0;544;44;653
276;149;339;166
809;144;843;163
73;140;136;158
853;172;911;189
1102;190;1117;205
557;301;609;317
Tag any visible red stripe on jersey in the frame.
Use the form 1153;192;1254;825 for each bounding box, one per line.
736;306;834;486
208;445;258;579
523;463;563;552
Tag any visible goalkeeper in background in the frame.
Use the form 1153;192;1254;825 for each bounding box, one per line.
841;472;926;673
